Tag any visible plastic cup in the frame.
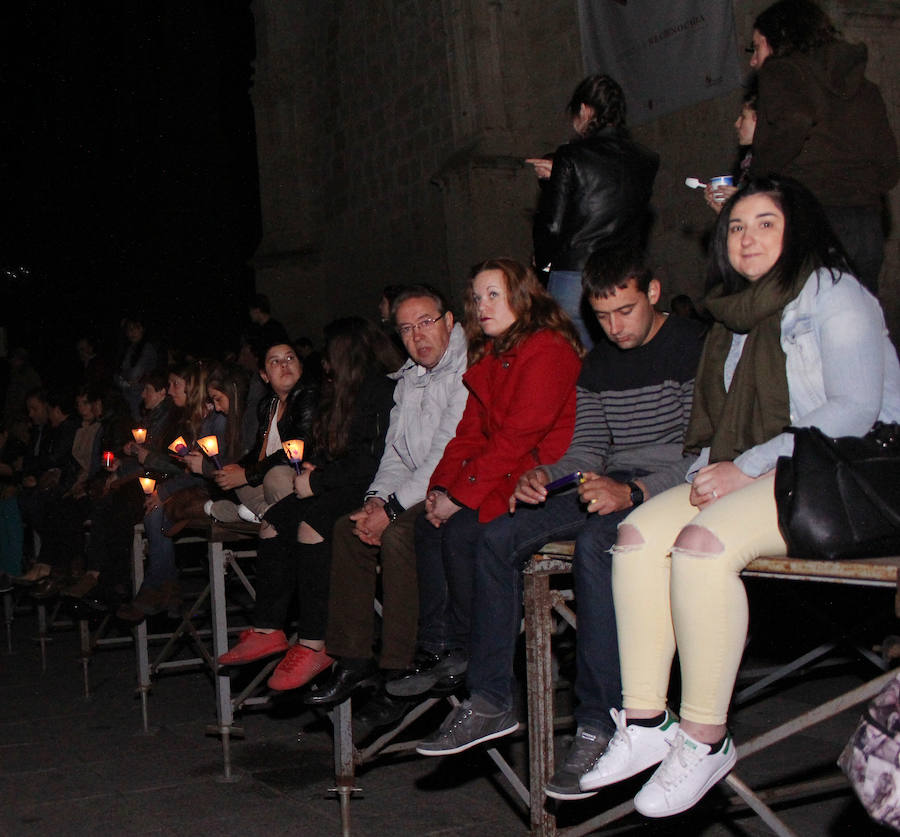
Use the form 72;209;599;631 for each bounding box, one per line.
709;175;734;203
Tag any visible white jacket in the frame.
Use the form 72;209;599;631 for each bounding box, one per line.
367;323;468;509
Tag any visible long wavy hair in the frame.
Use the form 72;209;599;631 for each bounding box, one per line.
206;363;250;461
312;317;402;458
707;176;853;297
463;258;584;365
180;361;214;442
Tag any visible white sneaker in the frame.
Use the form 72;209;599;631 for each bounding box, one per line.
579;708;680;791
203;500;215;517
633;729;737;818
237;504;261;523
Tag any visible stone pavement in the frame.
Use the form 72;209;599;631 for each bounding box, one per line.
0;582;892;836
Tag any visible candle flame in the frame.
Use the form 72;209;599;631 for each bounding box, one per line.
282;439;304;461
197;435;219;457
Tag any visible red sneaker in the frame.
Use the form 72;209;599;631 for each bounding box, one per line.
267;645;334;691
218;629;289;665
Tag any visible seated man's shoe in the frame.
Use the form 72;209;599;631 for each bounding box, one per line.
579;709;679;792
544;725;610;800
304;657;379;705
267;644;333;691
13;562;51;585
416;697;518;756
352;691;416;741
31;575;67;599
633;730;736;818
386;648;468;697
218;628;289;665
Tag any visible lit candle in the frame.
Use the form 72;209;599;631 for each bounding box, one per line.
138;476;156;495
197;435;222;469
132;427;147;444
282;439;305;474
102;451;115;469
168;436;188;456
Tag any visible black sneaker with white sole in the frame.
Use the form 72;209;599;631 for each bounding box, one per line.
544;725;610;800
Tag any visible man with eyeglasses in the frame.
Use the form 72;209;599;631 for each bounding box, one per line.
304;284;468;739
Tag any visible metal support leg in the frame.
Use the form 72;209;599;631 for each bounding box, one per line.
3;590;12;653
208;540;241;781
36;601;48;672
131;525;153;733
79;619;92;698
330;698;357;837
523;562;559;837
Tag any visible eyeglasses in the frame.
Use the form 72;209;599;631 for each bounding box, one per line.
397;316;443;338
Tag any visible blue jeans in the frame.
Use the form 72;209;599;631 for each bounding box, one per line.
466;487;632;735
548;270;593;350
142;505;177;589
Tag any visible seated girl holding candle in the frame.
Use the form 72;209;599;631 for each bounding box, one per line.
218;318;401;692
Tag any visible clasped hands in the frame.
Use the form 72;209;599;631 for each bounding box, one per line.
350;497;390;545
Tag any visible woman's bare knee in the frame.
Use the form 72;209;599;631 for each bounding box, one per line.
298;521;324;544
672;524;723;555
616;522;645;547
259;521;277;539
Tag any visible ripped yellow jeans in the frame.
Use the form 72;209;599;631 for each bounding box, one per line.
612;474;786;725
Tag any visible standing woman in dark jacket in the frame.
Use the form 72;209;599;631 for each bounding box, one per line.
528;74;659;348
209;342;318;523
218;319;401;692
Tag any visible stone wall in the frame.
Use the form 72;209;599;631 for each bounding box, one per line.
251;0;900;342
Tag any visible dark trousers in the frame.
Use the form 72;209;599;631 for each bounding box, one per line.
825;204;885;295
465;488;631;736
325;501;423;669
253;533;331;640
414;506;484;655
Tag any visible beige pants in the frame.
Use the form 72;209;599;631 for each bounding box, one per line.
612;473;787;725
208;465;296;522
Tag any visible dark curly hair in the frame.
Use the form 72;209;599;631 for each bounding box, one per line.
567;74;626;135
754;0;837;57
463;258;584;365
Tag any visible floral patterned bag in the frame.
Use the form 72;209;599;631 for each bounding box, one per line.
839;673;900;831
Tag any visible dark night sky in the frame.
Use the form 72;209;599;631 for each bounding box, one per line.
1;1;261;370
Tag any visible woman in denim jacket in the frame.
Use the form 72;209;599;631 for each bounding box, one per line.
577;176;900;818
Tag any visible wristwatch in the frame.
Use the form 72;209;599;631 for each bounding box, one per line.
384;493;405;522
627;481;644;507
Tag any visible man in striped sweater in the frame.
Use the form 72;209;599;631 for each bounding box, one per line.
415;252;706;792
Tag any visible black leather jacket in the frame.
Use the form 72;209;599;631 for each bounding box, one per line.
241;379;318;486
533;127;659;272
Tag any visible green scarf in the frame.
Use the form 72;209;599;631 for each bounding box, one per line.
684;266;810;463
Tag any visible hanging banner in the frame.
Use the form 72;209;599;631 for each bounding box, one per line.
577;0;744;124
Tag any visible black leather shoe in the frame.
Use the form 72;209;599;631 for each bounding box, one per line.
303;657;379;706
66;594;111;620
352;691;416;741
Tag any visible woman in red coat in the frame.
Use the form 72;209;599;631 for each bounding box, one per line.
387;257;583;700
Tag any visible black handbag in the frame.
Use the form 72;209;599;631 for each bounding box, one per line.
774;422;900;560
